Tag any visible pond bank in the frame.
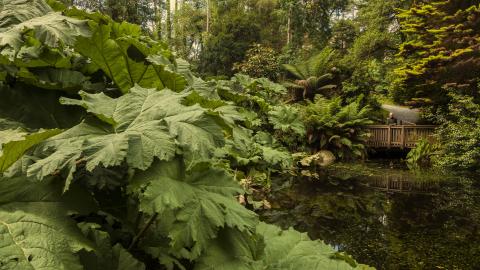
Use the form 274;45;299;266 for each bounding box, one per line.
259;160;480;269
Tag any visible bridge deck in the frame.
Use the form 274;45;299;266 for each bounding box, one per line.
365;125;436;149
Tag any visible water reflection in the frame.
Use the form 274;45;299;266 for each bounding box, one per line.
260;161;480;270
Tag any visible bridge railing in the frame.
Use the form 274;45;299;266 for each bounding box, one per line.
365;125;436;149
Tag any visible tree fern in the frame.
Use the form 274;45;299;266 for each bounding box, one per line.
302;96;373;159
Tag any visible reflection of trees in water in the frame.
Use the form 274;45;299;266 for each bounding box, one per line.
385;179;480;269
260;176;480;270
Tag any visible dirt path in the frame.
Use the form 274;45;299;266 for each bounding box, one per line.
381;104;420;124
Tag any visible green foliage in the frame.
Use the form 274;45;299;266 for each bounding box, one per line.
199;12;260;77
0;176;96;269
0;1;368;269
195;222;373;270
0;0;91;61
0;86;85;129
233;44;280;80
406;139;438;169
282;47;338;100
392;1;480;106
301;96;373;159
78;222;146;270
257;222;373;269
433;93;480;171
171;2;206;62
211;74;300;185
333;0;409;102
130;159;257;260
0;128;62;172
75;17;186;93
279;0;350;48
268;105;306;136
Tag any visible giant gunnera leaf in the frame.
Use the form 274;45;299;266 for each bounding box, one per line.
0;128;62;173
195;222;373;270
129;159;257;260
193;228;264;270
257;222;374;270
75;19;186;93
25;86;226;190
0;0;91;61
0;176;95;270
78;222;145;270
268;105;306;136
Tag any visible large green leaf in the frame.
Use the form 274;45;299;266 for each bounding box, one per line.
0;0;51;29
195;223;373;270
268;105;306;136
25;86;225;187
0;0;90;61
16;68;89;92
75;21;186;93
257;222;373;270
0;128;62;173
0;86;84;129
0;203;92;269
129;159;257;260
78;223;145;270
194;228;264;270
0;176;96;270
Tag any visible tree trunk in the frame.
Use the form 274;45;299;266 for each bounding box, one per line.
166;0;172;40
206;0;210;34
153;0;162;40
287;7;292;45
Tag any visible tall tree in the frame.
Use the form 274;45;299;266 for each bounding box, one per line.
166;0;172;40
279;0;350;48
172;0;206;61
153;0;163;40
392;1;480;107
331;0;412;101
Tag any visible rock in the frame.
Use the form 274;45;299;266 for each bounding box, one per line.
300;150;336;167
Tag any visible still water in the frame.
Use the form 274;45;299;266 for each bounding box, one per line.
259;161;480;270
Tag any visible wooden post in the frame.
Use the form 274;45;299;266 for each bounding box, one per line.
387;125;392;149
401;125;405;149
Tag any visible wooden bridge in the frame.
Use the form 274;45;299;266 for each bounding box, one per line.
365;125;436;149
365;175;440;194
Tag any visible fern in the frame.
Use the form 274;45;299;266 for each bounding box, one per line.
302;96;373;159
282;48;338;100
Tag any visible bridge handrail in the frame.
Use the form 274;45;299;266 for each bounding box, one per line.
364;124;437;149
365;124;437;129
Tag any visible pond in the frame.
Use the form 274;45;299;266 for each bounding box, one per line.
259;160;480;270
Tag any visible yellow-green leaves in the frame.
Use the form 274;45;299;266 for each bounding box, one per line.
0;128;61;173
